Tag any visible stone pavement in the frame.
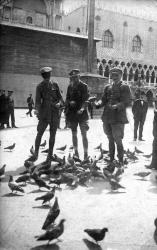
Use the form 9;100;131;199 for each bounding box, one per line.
0;108;157;250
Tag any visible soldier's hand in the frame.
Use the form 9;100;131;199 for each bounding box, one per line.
55;102;61;109
111;104;118;110
77;108;84;115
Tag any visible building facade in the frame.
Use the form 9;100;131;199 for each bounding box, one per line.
62;0;157;86
0;0;98;107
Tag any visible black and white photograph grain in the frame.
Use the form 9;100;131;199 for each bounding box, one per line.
0;0;157;249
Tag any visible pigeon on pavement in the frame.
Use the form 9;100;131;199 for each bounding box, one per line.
8;175;25;193
84;227;108;244
4;143;15;151
134;171;151;178
42;197;60;230
35;186;56;205
56;145;67;151
36;219;65;244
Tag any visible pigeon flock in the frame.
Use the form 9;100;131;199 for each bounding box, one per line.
0;140;157;247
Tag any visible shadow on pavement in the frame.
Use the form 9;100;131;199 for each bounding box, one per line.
148;187;157;194
30;243;60;250
83;239;102;250
106;190;126;194
28;189;47;194
2;192;24;197
32;205;51;209
86;181;108;195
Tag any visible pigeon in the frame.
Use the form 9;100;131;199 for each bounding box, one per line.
56;145;67;151
135;146;143;154
67;153;75;166
84;227;108;244
41;148;49;153
31;173;50;190
35;186;56;205
15;174;30;184
40;140;46;147
4;143;15;151
109;178;125;190
143;153;152;159
42;197;60;230
49;176;63;187
36;219;65;244
8;175;24;193
73;155;82;163
30;145;35;155
0;164;6;177
134;171;151;178
69;145;73;150
94;143;102;150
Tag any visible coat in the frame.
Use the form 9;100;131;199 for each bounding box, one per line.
101;81;131;124
65;80;89;122
35;80;62;122
132;99;148;122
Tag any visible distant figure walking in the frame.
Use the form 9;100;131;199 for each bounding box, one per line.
6;90;18;128
26;94;34;117
132;91;148;141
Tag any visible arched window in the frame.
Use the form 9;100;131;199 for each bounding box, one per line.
26;16;33;24
132;35;142;52
102;30;114;48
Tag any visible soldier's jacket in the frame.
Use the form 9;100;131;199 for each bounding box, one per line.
35;80;62;121
65;80;89;122
101;81;131;124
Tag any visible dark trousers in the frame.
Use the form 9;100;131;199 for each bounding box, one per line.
151;138;157;169
26;106;33;117
103;122;124;163
134;117;145;139
35;115;58;160
7;108;15;127
69;119;89;157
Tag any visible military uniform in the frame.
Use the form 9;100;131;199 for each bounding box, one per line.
97;67;131;163
30;67;63;163
65;69;89;159
132;92;148;140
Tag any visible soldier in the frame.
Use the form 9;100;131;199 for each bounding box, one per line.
6;90;18;128
132;91;148;141
26;94;34;117
146;94;157;170
27;67;63;165
65;69;89;160
95;67;131;168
